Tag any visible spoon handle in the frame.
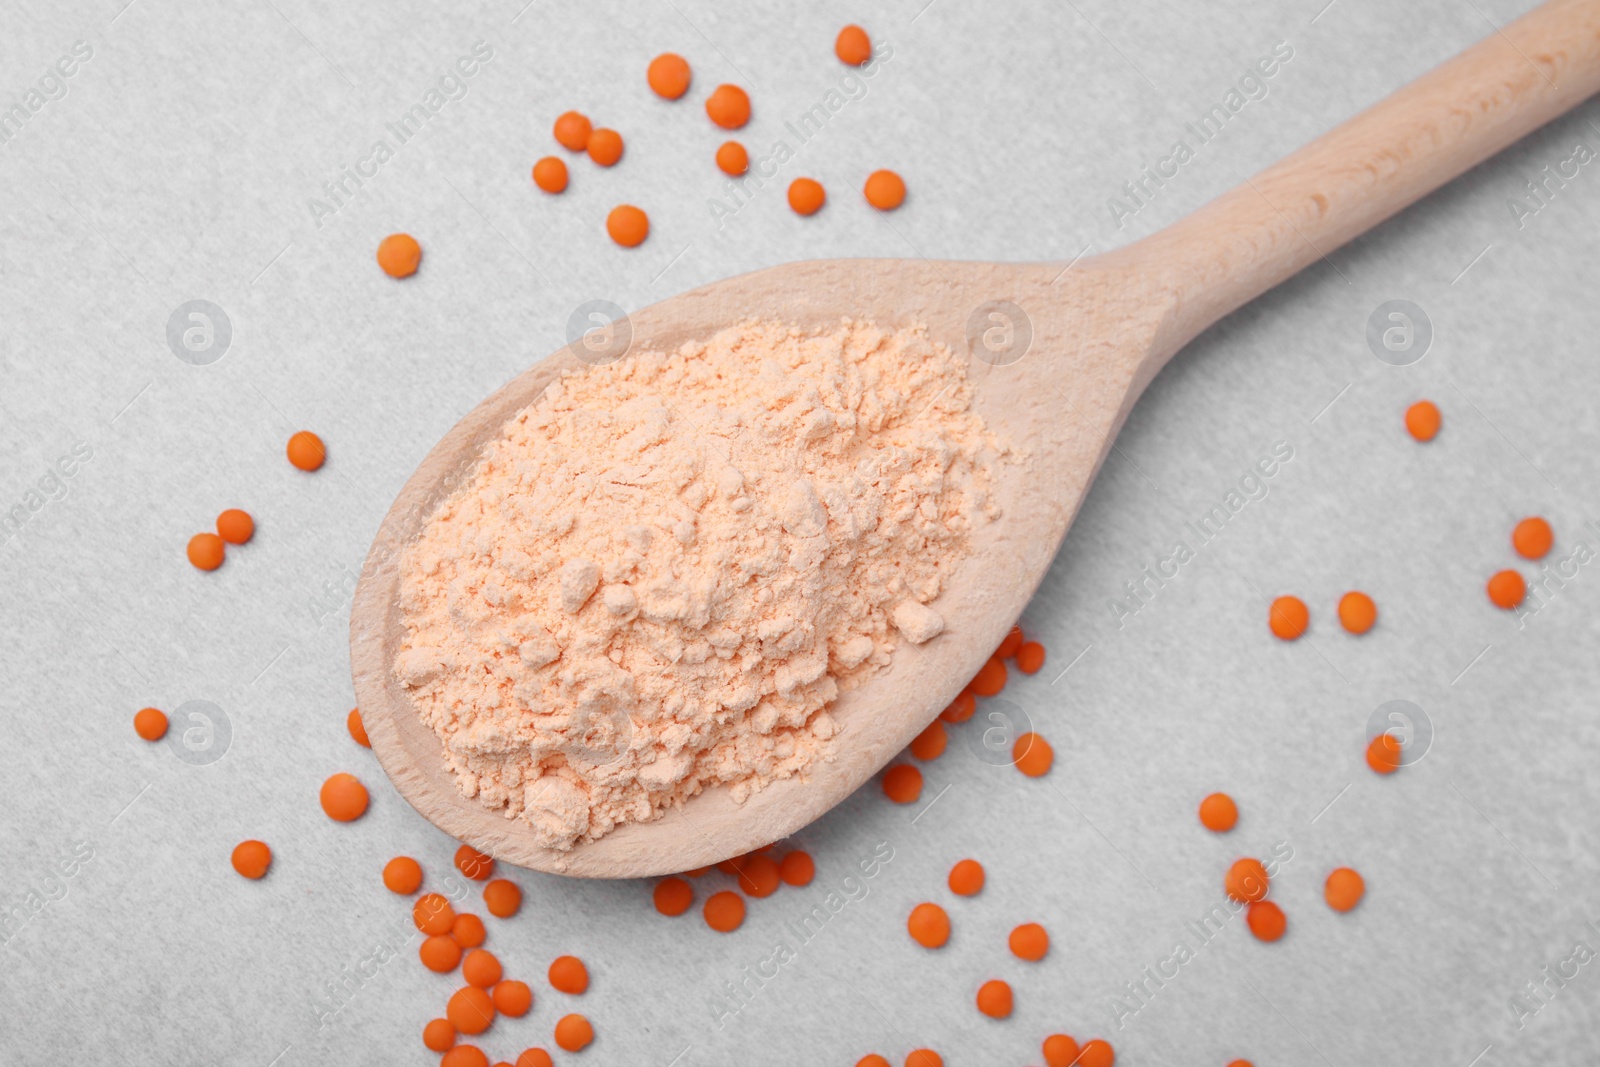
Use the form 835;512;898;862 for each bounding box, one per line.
1117;0;1600;363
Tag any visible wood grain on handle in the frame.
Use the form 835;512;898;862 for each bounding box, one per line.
1117;0;1600;362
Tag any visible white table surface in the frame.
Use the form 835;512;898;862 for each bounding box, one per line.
3;0;1599;1064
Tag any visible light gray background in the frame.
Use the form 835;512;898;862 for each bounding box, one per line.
3;0;1599;1064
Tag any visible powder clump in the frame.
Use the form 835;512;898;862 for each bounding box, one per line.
398;318;1005;849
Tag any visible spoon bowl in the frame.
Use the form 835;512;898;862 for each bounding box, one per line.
351;255;1161;876
351;1;1600;876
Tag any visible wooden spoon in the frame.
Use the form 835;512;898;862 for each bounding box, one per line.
352;1;1600;877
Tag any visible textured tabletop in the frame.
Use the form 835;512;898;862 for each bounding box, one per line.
3;0;1599;1065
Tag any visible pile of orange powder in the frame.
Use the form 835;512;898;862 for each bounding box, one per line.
397;318;1008;850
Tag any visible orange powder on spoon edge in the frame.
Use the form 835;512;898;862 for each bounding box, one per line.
396;320;1009;852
